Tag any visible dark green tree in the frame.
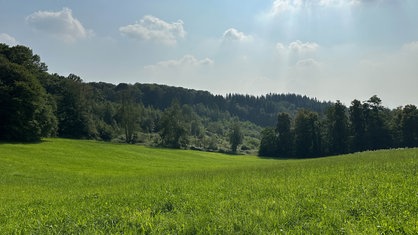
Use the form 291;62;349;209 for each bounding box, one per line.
229;121;243;153
389;107;403;148
115;83;140;143
349;99;366;152
364;95;392;150
259;127;277;157
0;50;56;142
401;105;418;147
326;100;348;155
276;113;293;157
56;76;93;138
294;109;322;158
178;104;204;147
159;101;189;148
0;44;48;73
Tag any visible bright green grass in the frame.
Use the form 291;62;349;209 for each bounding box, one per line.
1;139;417;234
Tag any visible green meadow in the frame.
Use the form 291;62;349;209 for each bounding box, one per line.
0;139;417;234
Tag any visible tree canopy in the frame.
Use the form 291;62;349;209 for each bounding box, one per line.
0;45;56;142
259;97;418;158
2;44;417;157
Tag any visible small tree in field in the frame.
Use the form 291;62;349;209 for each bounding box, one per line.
115;83;139;144
229;122;243;153
159;101;189;148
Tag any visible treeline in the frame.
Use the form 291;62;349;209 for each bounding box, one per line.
88;83;330;127
4;44;415;157
1;44;331;153
259;98;418;158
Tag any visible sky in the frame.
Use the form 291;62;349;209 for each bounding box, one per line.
1;0;418;107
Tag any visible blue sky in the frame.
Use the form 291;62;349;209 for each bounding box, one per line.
1;0;418;107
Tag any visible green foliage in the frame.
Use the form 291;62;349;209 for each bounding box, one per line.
349;99;366;152
276;112;293;157
0;44;48;73
115;83;140;143
55;77;93;138
294;109;322;158
3;43;418;155
229;121;243;153
364;96;392;150
1;139;417;234
0;46;56;142
259;127;277;157
401;105;418;147
225;93;331;126
1;43;333;152
326;100;349;155
260;96;418;158
159;101;189;148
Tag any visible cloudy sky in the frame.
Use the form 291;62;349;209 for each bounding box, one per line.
1;0;418;107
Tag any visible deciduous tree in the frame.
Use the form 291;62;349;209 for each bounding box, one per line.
259;127;277;157
229;121;243;153
159;101;189;148
116;83;140;143
0;50;56;142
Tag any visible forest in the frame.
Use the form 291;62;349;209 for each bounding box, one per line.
259;99;418;158
1;44;418;157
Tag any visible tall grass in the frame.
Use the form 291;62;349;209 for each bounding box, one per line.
1;139;417;234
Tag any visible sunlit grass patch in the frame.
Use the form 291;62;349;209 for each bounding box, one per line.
1;139;417;234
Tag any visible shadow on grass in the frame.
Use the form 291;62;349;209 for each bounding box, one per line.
257;155;326;160
0;139;51;145
257;155;293;160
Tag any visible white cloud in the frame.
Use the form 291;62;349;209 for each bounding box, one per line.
119;15;186;45
402;41;418;53
276;40;320;58
222;28;253;42
270;0;363;15
271;0;302;15
26;8;92;42
0;33;18;45
141;55;215;91
276;42;286;51
295;58;321;68
319;0;361;6
145;55;214;70
289;40;319;54
272;40;324;83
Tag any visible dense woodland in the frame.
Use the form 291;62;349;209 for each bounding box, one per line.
1;44;418;157
259;99;418;158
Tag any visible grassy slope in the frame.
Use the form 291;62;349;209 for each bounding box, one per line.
0;139;417;234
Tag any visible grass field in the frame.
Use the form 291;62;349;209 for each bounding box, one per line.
0;139;417;234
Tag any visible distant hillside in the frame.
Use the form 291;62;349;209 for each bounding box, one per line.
89;82;332;127
0;43;332;152
3;43;418;156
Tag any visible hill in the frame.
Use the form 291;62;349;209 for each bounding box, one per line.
2;44;418;156
89;82;331;127
1;139;417;233
1;43;332;153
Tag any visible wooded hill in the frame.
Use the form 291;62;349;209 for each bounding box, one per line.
88;82;331;127
0;44;330;151
1;44;417;157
